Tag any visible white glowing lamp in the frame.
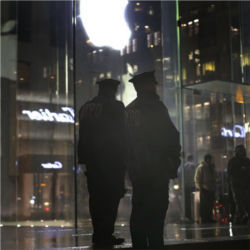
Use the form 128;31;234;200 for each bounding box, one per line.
80;0;131;50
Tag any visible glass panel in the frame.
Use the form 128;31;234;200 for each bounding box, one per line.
75;0;183;228
1;1;74;230
179;1;250;226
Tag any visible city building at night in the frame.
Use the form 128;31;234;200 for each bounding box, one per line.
1;1;250;249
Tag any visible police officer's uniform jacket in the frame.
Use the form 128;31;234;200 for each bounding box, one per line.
125;92;181;187
78;95;126;196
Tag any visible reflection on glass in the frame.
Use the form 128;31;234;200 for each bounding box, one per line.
79;0;131;50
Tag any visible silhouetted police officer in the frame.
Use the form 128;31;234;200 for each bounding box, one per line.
125;71;181;249
228;145;250;225
78;79;126;247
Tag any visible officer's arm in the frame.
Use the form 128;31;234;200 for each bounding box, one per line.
159;102;181;157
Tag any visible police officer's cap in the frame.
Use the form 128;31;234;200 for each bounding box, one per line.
129;71;157;85
96;79;120;87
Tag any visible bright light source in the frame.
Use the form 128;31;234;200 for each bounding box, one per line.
80;0;131;50
173;184;180;190
30;199;35;205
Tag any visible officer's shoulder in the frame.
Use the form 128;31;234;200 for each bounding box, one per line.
112;100;125;110
230;156;238;162
156;99;168;110
126;100;137;109
114;100;125;106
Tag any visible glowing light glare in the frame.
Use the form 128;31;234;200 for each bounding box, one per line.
80;0;131;50
221;125;246;138
30;199;35;205
41;161;63;169
22;107;75;124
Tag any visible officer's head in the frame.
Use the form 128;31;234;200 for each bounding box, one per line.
204;154;213;164
96;79;120;98
129;71;157;95
235;144;246;158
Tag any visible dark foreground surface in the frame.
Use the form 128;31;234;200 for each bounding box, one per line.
1;222;250;249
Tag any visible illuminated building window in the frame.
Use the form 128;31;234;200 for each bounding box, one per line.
204;102;210;118
147;33;153;48
133;65;138;73
194;49;200;55
154;31;161;46
106;72;112;78
132;39;137;52
202;61;215;75
197;136;204;149
243;53;250;66
195;103;202;119
184;106;190;121
196;65;200;76
182;68;187;81
134;7;143;12
92;76;97;85
99;73;105;79
120;48;125;56
188;21;193;37
166;75;173;80
135;25;140;31
126;40;131;54
194;19;199;34
148;7;154;15
188;52;193;60
195;58;200;63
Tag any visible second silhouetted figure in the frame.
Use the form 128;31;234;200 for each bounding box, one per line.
125;71;181;249
78;79;126;247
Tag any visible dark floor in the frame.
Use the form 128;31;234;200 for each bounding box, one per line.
1;222;250;250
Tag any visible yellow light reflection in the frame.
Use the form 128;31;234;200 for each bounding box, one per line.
202;61;215;75
235;86;244;104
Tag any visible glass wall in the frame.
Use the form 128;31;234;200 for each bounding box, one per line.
1;1;75;226
179;1;250;222
1;0;250;240
75;0;167;225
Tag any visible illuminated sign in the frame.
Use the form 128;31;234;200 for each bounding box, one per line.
80;0;131;50
41;161;63;169
221;125;245;138
22;107;75;124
